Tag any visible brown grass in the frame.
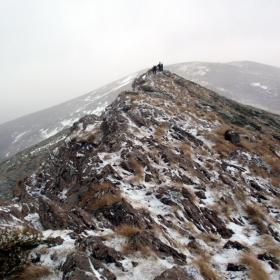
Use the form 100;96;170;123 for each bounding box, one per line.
205;111;217;121
13;265;50;280
249;163;269;179
205;161;214;170
175;100;182;106
80;182;122;212
179;140;192;155
240;253;270;280
234;186;246;203
241;138;254;153
245;203;267;234
255;234;280;260
115;224;140;238
245;203;265;220
195;259;220;280
212;134;236;158
271;176;280;189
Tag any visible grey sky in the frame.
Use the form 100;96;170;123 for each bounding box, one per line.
1;0;280;124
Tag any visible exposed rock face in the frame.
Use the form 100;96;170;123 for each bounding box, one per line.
153;266;194;280
61;252;116;280
224;129;241;146
0;70;280;279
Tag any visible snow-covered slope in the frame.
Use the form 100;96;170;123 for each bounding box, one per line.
0;70;280;279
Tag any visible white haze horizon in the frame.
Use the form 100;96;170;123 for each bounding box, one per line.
1;0;280;125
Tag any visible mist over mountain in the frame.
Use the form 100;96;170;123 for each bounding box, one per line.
0;70;279;279
0;61;279;165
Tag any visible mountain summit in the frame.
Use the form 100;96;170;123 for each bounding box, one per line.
0;70;280;279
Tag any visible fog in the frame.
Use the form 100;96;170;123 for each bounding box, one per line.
1;0;280;124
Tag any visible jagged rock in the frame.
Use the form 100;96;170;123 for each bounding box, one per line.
181;198;232;238
97;198;151;228
96;164;123;182
172;126;203;147
76;236;124;267
153;266;194;280
195;190;206;199
223;240;247;250
224;129;241;146
268;225;280;242
128;111;147;127
227;263;246;271
38;199;96;230
129;230;186;264
258;253;279;270
46;236;64;247
250;180;261;191
201;208;233;239
155;188;178;206
61;252;116;280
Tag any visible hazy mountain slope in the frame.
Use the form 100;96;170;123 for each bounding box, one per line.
0;70;280;279
167;61;280;114
0;70;146;162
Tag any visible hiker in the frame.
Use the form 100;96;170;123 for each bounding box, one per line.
157;62;163;72
152;65;157;74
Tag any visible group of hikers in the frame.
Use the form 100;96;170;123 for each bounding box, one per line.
152;62;163;74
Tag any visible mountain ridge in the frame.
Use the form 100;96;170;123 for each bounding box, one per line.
1;61;280;163
0;70;279;279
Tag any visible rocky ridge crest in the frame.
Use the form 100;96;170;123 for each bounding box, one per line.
0;70;280;279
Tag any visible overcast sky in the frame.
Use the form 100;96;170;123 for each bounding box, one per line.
1;0;280;124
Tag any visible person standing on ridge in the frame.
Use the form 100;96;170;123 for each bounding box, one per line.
152;65;157;74
157;62;163;71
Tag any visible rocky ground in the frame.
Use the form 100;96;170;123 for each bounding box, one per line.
0;70;280;279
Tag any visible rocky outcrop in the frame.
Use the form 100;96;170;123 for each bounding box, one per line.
153;266;194;280
128;230;186;264
61;252;116;280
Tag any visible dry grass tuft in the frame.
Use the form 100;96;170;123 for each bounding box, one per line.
127;156;144;179
205;161;214;170
14;265;50;280
240;253;270;280
245;203;267;234
175;100;182;106
115;224;140;238
195;259;220;280
81;182;122;212
178;140;192;156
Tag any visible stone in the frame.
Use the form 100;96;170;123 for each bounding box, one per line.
153;266;194;280
227;263;246;271
224;130;241;146
76;236;124;267
129;230;186;264
223;240;247;250
61;252;116;280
